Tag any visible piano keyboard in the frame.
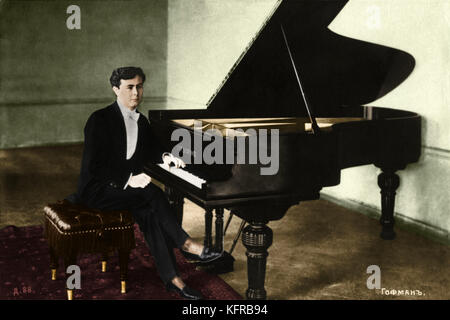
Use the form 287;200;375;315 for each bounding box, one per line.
157;163;206;189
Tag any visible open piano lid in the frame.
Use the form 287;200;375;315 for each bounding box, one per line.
206;0;415;118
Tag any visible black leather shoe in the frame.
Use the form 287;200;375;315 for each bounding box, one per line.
182;247;223;263
198;246;223;263
166;282;203;300
181;250;200;262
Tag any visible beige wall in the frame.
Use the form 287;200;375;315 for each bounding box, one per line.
167;0;279;108
324;0;450;238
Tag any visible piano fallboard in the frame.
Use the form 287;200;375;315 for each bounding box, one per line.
144;162;319;209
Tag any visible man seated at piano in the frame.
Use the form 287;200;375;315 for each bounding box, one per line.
68;66;222;300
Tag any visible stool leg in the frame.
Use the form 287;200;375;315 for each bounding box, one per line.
64;251;77;300
49;246;58;280
101;251;108;272
118;248;130;294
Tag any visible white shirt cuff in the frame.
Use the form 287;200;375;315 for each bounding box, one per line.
123;173;133;190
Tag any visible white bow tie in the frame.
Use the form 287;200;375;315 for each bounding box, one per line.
127;111;140;121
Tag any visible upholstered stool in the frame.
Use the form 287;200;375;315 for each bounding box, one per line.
43;200;135;300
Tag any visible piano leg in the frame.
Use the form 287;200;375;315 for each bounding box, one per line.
204;208;213;249
378;169;400;240
215;208;224;252
242;221;273;300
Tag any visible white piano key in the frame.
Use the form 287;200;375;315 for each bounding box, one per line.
157;163;206;189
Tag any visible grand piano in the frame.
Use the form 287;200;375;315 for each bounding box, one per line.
144;0;421;299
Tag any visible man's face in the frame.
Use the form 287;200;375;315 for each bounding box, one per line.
112;75;144;110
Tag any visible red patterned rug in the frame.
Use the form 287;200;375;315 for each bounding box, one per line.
0;224;242;300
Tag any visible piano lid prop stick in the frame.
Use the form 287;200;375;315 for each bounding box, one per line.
280;24;321;134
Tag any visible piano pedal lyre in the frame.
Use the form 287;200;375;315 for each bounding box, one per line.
224;211;246;255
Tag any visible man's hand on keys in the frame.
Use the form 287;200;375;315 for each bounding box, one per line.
162;153;186;169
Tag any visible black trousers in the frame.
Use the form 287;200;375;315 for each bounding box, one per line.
85;183;189;284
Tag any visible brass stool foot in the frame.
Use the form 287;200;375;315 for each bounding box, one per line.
51;269;57;280
121;281;126;294
67;289;73;300
101;261;107;272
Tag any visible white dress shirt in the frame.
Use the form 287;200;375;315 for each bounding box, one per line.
117;99;140;160
116;100;176;190
117;100;140;189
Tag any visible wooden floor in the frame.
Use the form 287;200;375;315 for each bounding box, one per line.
1;144;449;300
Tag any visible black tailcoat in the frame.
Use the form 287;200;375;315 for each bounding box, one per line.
74;101;164;205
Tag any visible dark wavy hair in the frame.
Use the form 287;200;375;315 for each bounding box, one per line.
109;67;146;88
